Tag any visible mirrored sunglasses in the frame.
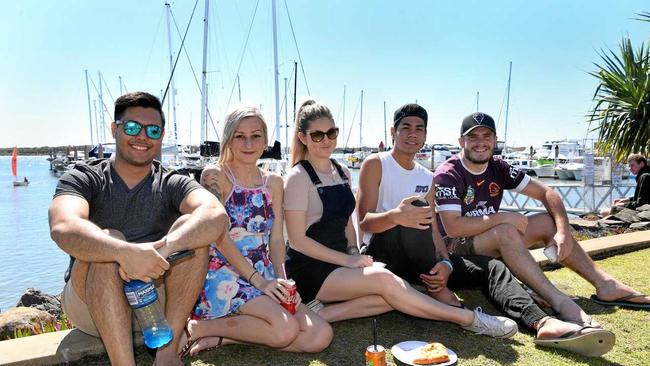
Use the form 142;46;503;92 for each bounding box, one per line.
308;127;339;142
116;120;163;140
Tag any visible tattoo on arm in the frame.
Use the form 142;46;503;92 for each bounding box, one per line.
202;172;223;203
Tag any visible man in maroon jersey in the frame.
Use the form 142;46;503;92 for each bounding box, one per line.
435;112;650;318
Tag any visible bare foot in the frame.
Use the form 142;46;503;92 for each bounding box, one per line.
553;297;595;326
536;317;582;339
176;319;199;356
188;336;225;357
596;280;650;304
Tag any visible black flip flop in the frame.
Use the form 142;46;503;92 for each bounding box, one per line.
590;294;650;309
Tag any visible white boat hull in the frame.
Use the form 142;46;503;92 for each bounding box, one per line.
532;164;556;178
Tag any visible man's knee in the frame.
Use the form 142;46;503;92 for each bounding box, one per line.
492;223;522;242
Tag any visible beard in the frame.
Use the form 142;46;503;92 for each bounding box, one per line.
463;146;493;165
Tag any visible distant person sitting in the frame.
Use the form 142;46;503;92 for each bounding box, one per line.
49;92;229;366
23;177;29;183
600;153;650;216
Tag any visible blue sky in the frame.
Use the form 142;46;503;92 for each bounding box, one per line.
1;0;648;149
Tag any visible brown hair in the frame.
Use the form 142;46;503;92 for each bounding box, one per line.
219;105;268;164
290;100;334;166
627;153;647;166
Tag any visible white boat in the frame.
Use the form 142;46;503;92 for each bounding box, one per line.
345;150;370;169
11;147;29;187
564;162;584;181
414;145;452;171
555;165;574;180
532;163;556;178
533;139;582;160
503;152;534;175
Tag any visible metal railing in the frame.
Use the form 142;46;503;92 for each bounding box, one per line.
502;183;636;214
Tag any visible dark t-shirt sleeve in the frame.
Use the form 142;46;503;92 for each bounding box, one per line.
165;174;203;210
496;159;530;192
627;173;650;209
53;163;96;202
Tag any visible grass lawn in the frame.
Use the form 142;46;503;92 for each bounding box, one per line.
75;247;650;365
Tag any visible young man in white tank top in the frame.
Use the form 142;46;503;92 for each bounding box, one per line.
356;104;613;357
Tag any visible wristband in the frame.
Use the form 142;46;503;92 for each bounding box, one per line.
247;270;259;283
440;259;454;272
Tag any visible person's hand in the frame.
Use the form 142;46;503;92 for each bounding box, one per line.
420;262;451;293
392;196;433;230
550;231;574;262
344;254;373;268
259;278;291;303
498;212;528;234
118;241;170;283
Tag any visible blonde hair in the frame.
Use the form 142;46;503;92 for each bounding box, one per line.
219;105;268;164
290;99;334;166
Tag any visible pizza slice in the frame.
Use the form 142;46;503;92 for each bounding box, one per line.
412;342;450;365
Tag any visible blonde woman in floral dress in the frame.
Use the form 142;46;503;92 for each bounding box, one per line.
177;106;332;357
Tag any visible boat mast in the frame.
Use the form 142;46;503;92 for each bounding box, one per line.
383;101;387;150
476;91;479;112
359;90;363;149
272;0;281;143
284;77;289;156
165;2;178;148
98;71;105;142
200;0;210;144
504;61;512;154
84;70;94;145
342;85;346;149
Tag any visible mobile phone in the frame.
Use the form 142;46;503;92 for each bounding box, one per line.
543;245;558;263
167;250;195;263
411;197;429;207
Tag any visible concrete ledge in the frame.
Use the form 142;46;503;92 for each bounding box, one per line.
531;230;650;266
1;230;649;366
0;329;143;366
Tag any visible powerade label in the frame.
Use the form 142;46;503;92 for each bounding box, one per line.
124;281;158;309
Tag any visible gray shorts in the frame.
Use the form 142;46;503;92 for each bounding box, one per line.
443;236;476;256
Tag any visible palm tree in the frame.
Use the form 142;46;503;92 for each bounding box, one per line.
588;13;650;162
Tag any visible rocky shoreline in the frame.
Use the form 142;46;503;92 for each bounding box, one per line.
2;204;649;341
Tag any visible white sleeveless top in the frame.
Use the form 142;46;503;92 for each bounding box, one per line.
363;151;434;244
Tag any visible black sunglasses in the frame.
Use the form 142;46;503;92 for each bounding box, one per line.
116;120;163;140
307;127;339;142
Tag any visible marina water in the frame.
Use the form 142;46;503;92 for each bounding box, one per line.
0;156;68;311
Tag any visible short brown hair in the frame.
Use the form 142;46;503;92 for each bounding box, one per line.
627;153;646;165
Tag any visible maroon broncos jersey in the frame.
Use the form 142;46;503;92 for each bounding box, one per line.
433;154;530;236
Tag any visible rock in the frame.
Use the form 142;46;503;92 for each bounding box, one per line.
598;219;627;228
610;208;641;223
580;213;600;221
635;204;650;212
569;218;600;230
16;288;62;319
0;306;55;340
629;222;650;230
637;210;650;221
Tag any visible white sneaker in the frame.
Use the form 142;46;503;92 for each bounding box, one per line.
462;307;518;338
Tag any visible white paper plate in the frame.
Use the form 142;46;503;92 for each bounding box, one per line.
391;341;458;366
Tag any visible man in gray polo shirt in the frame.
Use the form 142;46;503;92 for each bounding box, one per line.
49;92;228;366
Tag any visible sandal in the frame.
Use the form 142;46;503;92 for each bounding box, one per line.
178;322;199;357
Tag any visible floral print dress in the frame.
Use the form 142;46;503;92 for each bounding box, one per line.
192;168;276;320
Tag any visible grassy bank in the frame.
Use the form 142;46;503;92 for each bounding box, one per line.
72;247;650;366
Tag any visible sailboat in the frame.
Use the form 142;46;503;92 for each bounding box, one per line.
11;147;29;187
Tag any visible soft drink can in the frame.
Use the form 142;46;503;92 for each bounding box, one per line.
365;345;386;366
281;279;297;314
